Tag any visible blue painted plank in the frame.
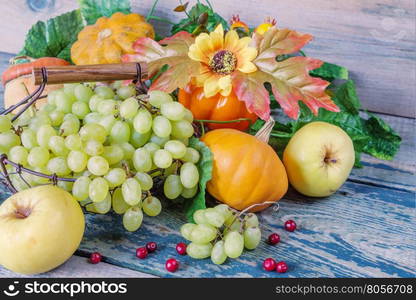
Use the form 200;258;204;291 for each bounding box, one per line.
2;180;412;278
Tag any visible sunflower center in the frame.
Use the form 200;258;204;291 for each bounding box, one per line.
209;50;237;75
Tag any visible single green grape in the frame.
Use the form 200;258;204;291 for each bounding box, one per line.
190;224;217;244
47;156;71;176
79;123;107;143
59;118;80;137
183;108;194;123
224;231;244;258
110;121;130;143
48;135;70;156
142;196;162;217
204;208;225;228
72;101;90;119
94;86;115;99
132;148;152;172
117;142;135;160
181;185;198;199
8;146;28;165
104;167;126;188
27;146;49;167
149;134;169;147
36;124;56;148
87;156;109;176
135;172;153;191
160;102;186;121
103;145;124;165
119;97;139;119
97;100;118;115
152;116;171;138
171;120;194;139
133;108;152;134
130;130;151;148
20;128;38;149
186;243;213;259
72;176;91;201
65;134;82;151
214;204;233;220
193;209;208;225
244;213;259;228
88;94;104;112
153;149;173;169
89;177;109;203
87;192;111;214
117;86;136;100
112;188;130;214
163;174;183;199
49;110;65;126
122;206;143;232
180;223;196;241
121;178;142;206
181;147;200;164
67;150;88;172
55;90;74;113
98;114;116;133
180;162;199;188
143;142;160;157
164;140;187;159
243;227;261;250
148;90;173;108
83;112;102;124
83;140;104;156
74;84;93;102
211;240;227;265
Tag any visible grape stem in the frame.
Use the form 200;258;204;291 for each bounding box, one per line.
237;201;279;218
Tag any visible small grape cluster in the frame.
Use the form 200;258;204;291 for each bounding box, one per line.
180;204;261;264
0;82;202;232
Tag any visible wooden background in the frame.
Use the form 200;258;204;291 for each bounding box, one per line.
0;0;415;278
0;0;414;117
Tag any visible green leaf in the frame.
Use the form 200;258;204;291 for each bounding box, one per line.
252;79;401;167
310;62;349;82
78;0;131;25
171;3;228;35
18;10;85;62
184;137;213;222
362;113;401;160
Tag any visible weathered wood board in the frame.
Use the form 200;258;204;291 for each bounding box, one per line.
0;1;415;278
0;0;414;117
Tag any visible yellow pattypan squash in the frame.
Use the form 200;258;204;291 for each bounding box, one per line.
71;12;155;65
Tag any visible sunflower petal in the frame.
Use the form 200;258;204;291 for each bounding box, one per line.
224;30;239;52
204;75;221;97
238;61;257;73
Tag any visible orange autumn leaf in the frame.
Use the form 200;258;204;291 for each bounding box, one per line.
241;27;339;119
121;31;200;93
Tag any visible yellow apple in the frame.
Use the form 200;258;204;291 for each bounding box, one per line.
0;186;85;274
283;121;355;197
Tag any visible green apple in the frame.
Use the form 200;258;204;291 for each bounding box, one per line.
283;121;354;197
0;185;85;274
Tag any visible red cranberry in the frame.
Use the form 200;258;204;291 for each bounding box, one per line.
176;243;187;255
146;242;157;253
165;258;179;272
276;261;288;273
268;233;280;245
284;220;297;232
89;252;102;264
136;247;148;259
263;258;276;271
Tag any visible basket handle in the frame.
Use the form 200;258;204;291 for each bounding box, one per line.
32;62;148;85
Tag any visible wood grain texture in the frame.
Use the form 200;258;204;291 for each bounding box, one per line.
0;255;155;278
0;0;414;117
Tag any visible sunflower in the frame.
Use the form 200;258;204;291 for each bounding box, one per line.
188;24;257;97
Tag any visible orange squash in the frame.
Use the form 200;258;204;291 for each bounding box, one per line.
71;12;155;65
178;84;257;131
201;122;288;212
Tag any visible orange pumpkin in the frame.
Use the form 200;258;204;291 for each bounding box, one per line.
178;84;257;131
201;125;288;212
2;56;70;110
71;12;154;65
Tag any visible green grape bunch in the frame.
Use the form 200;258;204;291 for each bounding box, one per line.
0;82;202;233
180;204;262;264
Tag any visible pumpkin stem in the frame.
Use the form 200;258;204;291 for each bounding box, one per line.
254;117;275;143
